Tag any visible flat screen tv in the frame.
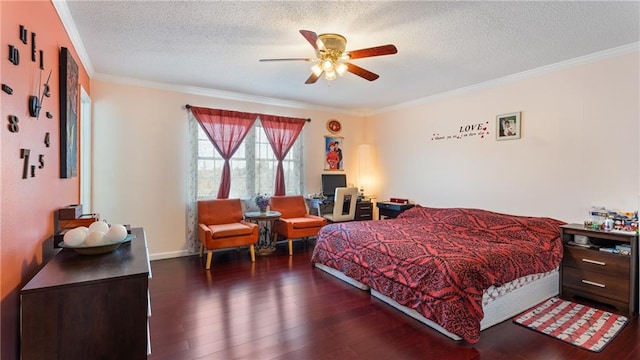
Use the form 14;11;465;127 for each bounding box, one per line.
321;174;347;197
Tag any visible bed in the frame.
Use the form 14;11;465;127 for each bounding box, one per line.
311;206;565;343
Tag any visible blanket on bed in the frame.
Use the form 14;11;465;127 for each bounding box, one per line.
311;206;565;343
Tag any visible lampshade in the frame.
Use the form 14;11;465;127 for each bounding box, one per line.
322;59;333;71
311;63;323;76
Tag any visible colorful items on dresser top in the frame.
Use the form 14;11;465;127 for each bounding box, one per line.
584;206;637;233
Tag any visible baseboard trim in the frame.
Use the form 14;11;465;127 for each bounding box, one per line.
149;250;194;261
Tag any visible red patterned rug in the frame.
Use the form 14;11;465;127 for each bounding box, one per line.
513;297;628;352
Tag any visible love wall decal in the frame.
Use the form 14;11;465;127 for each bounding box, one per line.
431;121;490;141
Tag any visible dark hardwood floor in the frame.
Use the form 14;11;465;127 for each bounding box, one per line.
148;240;640;360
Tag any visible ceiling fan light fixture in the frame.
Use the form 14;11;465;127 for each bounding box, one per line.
260;30;397;84
322;59;334;71
311;63;323;76
335;62;348;76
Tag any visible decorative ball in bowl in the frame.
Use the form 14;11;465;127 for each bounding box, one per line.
60;222;135;255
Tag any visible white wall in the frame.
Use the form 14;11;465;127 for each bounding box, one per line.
366;51;639;223
90;80;364;257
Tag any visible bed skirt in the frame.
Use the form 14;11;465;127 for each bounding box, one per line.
314;263;559;341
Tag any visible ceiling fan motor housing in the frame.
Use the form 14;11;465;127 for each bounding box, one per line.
318;33;347;52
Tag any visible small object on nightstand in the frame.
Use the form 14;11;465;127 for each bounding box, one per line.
573;235;589;245
390;197;409;204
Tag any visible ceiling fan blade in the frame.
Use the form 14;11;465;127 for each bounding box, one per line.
347;44;398;60
346;63;379;81
259;58;314;62
305;72;321;84
300;30;319;50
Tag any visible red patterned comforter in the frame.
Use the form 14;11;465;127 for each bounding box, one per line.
311;206;565;343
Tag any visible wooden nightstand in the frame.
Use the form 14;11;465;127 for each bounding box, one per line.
355;201;373;221
559;224;638;315
376;201;415;220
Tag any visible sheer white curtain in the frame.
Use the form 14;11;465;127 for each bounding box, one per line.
186;113;200;253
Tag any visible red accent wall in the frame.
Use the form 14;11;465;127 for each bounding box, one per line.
1;2;90;358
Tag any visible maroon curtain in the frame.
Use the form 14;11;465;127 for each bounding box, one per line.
190;106;256;199
259;115;307;196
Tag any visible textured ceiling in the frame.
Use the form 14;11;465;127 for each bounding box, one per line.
58;1;639;115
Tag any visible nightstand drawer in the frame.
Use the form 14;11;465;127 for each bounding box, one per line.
563;246;629;278
354;202;373;221
562;267;629;303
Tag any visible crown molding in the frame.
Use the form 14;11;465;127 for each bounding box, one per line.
373;42;640;116
53;0;95;77
91;73;364;116
53;0;357;115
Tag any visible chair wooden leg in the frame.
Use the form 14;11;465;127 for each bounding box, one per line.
288;239;293;256
199;243;204;258
249;245;255;262
205;250;213;270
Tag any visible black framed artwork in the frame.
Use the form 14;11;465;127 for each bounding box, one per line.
59;47;78;178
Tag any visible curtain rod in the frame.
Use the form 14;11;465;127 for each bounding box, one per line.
185;104;311;122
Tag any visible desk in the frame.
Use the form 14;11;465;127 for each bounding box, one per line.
305;198;333;217
305;198;373;221
244;211;281;255
377;202;415;219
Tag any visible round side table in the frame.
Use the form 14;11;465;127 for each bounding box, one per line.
244;211;281;256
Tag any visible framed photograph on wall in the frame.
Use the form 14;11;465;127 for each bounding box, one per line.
59;47;79;178
324;136;344;171
496;112;521;141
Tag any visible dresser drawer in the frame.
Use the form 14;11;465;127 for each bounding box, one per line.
562;267;629;303
563;246;629;278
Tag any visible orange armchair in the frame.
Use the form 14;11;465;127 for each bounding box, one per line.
197;199;258;270
270;195;327;255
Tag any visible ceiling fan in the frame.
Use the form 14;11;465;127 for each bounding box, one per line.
259;30;398;84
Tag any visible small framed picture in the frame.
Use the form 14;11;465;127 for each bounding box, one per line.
496;112;521;141
324;136;344;171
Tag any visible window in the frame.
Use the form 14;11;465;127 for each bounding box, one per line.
197;122;303;199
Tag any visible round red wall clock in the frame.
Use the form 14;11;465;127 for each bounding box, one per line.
326;119;342;134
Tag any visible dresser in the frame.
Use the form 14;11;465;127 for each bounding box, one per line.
21;227;151;360
560;224;638;315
